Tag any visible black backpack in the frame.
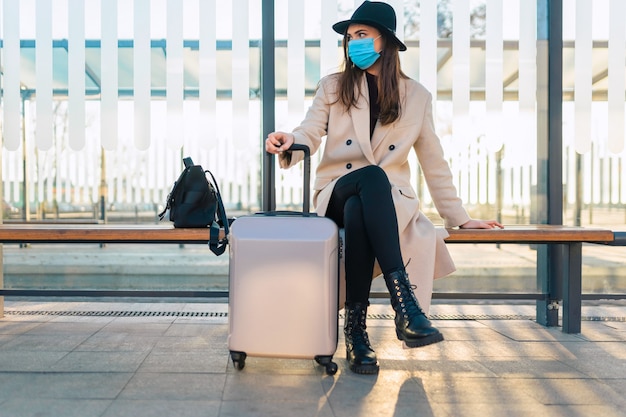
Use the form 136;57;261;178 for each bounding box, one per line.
159;157;229;255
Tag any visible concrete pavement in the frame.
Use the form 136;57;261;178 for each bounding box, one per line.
0;300;625;417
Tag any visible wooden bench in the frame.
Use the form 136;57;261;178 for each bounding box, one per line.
0;224;620;334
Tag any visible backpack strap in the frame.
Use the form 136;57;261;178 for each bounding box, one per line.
206;169;229;256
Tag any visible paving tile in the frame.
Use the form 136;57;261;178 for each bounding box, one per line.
577;322;626;342
323;371;430;403
600;378;626;400
476;356;588;378
102;399;221;417
558;340;626;359
118;373;227;401
329;399;450;417
49;315;116;325
0;321;44;335
480;320;586;342
0;373;32;401
0;351;68;371
152;334;228;353
430;326;514;342
222;373;327;401
539;405;626;417
0;333;90;352
138;350;230;373
49;351;149;372
559;353;626;379
511;377;626;407
23;321;104;336
435;403;563;417
419;376;540;405
0;398;111;417
9;372;134;399
164;323;228;338
100;321;173;335
76;333;160;352
442;340;582;360
219;399;335;417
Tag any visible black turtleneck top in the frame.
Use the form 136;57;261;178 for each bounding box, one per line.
365;72;380;139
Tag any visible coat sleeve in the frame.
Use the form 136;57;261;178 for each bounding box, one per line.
278;77;332;169
413;92;471;228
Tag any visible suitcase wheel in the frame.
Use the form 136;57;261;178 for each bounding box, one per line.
314;355;338;375
230;351;247;371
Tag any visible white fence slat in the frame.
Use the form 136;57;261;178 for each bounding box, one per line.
68;0;86;151
36;0;54;151
166;0;184;150
101;0;119;151
134;0;151;151
608;0;626;154
1;0;22;151
574;0;593;154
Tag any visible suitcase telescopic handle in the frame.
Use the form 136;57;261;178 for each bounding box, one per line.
286;144;311;214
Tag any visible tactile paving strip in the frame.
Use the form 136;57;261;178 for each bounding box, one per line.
4;310;625;322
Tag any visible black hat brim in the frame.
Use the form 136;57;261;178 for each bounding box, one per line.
332;19;407;52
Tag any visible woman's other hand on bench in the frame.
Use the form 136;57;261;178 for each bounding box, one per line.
459;219;504;229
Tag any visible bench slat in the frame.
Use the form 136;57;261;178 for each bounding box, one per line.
0;224;211;244
0;224;615;244
444;226;614;243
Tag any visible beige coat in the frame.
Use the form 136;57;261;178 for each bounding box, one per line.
279;73;471;313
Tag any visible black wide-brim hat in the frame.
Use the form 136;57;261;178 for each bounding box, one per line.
332;1;407;52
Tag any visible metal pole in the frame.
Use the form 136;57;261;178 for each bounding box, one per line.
21;93;30;222
547;0;563;228
261;0;276;212
536;0;563;327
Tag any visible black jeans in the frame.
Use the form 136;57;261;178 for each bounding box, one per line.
325;166;404;304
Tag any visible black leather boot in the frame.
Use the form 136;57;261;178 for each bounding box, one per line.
344;302;379;374
384;270;444;348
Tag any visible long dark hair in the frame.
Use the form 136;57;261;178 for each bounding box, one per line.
335;30;408;125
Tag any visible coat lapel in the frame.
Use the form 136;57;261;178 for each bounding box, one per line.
370;120;392;155
351;75;376;165
371;78;407;155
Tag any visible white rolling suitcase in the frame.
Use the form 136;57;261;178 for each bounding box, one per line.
228;145;339;375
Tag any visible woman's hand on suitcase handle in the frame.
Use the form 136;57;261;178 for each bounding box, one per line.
266;132;295;154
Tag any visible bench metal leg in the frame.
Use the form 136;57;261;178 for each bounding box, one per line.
562;242;582;333
536;244;560;327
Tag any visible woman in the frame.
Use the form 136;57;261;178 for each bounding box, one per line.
266;1;502;375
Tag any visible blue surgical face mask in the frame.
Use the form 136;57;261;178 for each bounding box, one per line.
348;36;382;70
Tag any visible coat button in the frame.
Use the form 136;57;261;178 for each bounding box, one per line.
346;139;352;145
389;144;395;150
346;163;352;169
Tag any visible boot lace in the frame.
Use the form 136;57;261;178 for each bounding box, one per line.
394;278;426;320
346;309;372;348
